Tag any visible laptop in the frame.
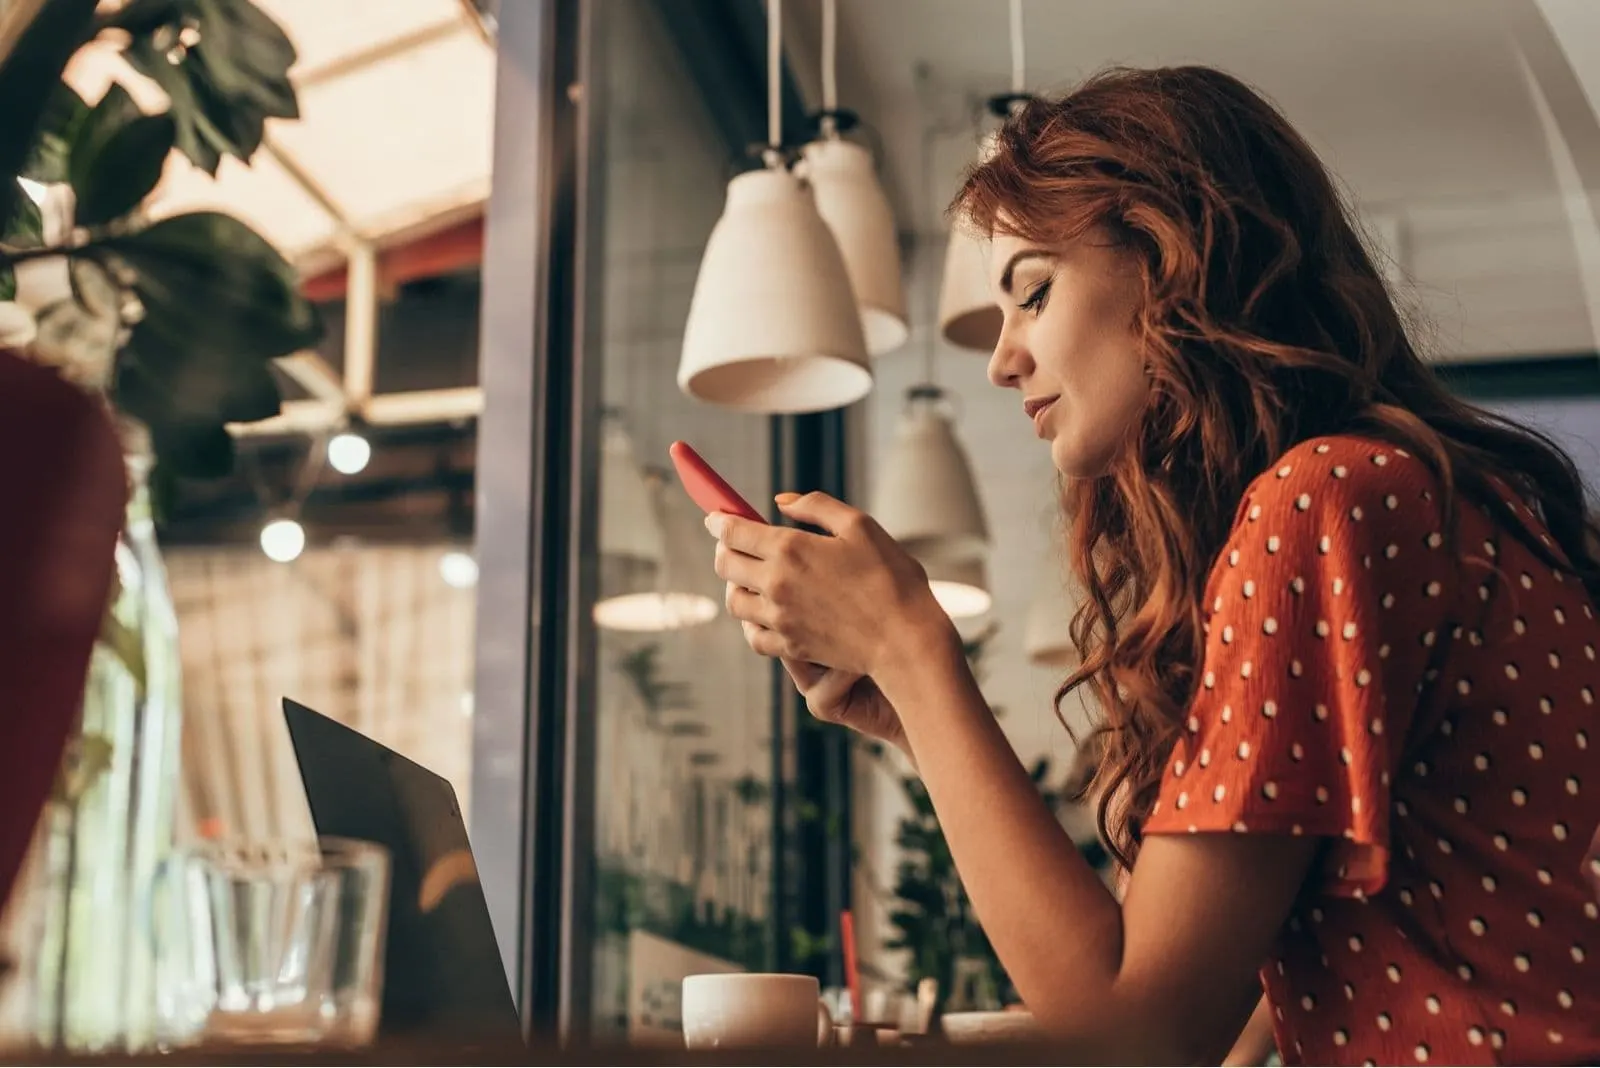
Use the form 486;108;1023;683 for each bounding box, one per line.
282;698;523;1044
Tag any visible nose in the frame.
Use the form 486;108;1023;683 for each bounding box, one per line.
987;315;1033;389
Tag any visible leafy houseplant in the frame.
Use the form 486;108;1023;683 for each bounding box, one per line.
1;0;321;482
0;0;319;1050
876;626;1111;1012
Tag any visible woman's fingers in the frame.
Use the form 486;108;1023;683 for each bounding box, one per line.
740;620;786;658
713;539;766;591
724;582;778;630
781;657;825;690
805;667;861;711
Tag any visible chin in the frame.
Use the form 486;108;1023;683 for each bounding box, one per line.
1049;437;1116;480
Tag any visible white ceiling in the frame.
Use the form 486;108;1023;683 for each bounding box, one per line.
788;0;1579;231
783;0;1600;358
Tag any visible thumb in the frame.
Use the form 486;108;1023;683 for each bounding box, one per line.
775;490;858;534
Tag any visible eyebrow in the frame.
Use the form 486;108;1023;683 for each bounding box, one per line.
997;249;1055;296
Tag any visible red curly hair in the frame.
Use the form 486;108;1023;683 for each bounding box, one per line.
954;66;1600;869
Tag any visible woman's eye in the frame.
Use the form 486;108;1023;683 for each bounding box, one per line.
1019;279;1052;313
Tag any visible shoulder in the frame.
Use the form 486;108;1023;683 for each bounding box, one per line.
1234;435;1442;538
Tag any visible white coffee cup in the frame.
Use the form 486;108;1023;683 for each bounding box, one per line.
680;973;830;1050
941;1009;1042;1045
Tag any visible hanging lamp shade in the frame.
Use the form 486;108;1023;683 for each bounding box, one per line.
678;166;871;414
595;419;672;631
594;470;720;633
924;556;992;620
938;132;1002;353
598;416;665;564
1024;574;1082;668
938;225;1002;352
801;137;908;357
871;386;990;563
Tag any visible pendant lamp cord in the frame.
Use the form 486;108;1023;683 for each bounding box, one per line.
917;65;940;388
767;0;783;159
1009;0;1026;95
820;0;838;136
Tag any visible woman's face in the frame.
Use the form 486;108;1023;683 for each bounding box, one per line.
986;228;1150;479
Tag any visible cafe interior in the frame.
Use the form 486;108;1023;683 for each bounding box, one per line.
1;0;1599;1059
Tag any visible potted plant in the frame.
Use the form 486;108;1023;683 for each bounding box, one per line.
0;0;319;1051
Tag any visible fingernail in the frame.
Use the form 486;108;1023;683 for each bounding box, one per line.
703;514;723;537
775;492;801;506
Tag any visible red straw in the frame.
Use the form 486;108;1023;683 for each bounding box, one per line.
840;909;862;1022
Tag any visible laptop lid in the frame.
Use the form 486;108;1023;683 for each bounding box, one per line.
282;698;522;1043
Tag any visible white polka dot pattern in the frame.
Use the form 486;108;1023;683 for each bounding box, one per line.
1143;436;1600;1067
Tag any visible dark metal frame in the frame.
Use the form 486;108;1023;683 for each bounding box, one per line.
469;0;596;1042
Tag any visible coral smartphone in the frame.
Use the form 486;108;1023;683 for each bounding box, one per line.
669;441;767;524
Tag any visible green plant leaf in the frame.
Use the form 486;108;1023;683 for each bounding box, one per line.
3;180;44;246
21;80;90;183
124;319;283;423
116;0;299;175
69;88;175;226
151;419;235;479
105;211;321;361
113;360;242;478
0;268;14;302
0;0;100;231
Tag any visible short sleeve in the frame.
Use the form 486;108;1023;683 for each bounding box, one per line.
1144;439;1455;897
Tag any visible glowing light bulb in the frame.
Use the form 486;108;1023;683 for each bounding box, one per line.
328;431;371;475
438;550;478;589
260;518;306;563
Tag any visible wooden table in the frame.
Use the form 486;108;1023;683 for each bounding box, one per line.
3;1035;1075;1066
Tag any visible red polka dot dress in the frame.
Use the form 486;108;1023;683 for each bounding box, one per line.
1143;435;1600;1066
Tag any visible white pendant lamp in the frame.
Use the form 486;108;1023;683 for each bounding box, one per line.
873;388;989;567
595;467;720;634
799;0;907;357
925;555;992;620
1024;571;1082;668
677;0;871;414
938;211;1002;353
939;1;1033;354
598;414;665;565
595;415;669;632
803;138;907;357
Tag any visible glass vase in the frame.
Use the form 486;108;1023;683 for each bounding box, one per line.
6;419;184;1053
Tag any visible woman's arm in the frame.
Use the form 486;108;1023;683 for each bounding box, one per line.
874;625;1316;1065
1223;995;1278;1066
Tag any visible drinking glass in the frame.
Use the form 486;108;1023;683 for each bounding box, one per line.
151;837;389;1049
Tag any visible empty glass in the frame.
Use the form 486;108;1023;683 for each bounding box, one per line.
151;837;389;1049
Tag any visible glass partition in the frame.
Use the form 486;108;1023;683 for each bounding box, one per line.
583;0;778;1043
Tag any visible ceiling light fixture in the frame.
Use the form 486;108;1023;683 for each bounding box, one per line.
676;0;871;414
799;0;907;357
938;0;1034;353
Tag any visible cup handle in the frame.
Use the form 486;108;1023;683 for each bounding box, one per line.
816;997;835;1046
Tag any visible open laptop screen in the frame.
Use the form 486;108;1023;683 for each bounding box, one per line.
282;698;522;1043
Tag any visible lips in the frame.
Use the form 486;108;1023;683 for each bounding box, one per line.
1024;395;1059;435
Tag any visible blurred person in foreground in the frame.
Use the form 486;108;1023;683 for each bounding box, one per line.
707;66;1600;1065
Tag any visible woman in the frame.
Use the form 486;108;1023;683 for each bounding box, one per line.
706;66;1599;1064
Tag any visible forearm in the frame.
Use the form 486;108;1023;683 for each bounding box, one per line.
876;628;1164;1060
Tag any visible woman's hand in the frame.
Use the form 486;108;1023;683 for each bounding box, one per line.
780;658;911;760
707;491;955;680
